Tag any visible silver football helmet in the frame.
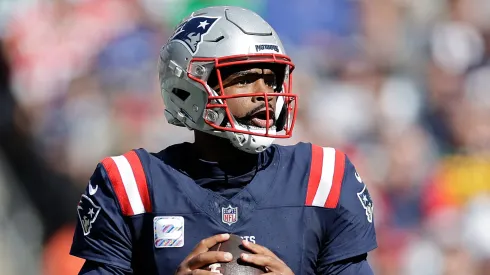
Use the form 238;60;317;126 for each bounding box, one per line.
158;6;297;153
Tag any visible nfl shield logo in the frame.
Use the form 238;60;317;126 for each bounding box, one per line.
222;205;238;226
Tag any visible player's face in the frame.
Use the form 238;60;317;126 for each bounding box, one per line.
217;66;278;128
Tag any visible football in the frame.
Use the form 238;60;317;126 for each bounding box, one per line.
203;234;266;275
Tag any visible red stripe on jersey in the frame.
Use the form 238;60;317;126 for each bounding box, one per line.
101;157;134;216
305;144;324;206
123;150;152;213
324;150;346;208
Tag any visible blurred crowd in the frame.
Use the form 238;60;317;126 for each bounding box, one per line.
1;0;490;274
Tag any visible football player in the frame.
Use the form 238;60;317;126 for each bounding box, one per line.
71;6;377;275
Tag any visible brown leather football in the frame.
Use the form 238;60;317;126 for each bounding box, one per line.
202;234;266;274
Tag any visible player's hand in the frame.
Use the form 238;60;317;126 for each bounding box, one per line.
240;240;294;275
175;233;233;275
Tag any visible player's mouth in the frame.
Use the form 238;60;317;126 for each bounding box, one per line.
249;109;275;128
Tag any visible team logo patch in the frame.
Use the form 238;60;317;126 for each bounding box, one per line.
357;184;374;223
77;194;101;236
154;216;185;248
252;44;281;53
170;16;220;55
222;205;238;226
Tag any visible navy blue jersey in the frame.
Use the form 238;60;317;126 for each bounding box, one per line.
70;142;377;274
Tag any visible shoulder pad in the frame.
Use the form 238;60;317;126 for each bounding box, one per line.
101;150;152;216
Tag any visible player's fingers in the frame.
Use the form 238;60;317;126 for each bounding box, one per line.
179;234;230;271
186;269;223;275
192;234;230;255
241;240;283;263
187;251;233;270
176;265;223;275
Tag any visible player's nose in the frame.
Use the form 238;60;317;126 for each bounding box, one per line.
251;79;275;103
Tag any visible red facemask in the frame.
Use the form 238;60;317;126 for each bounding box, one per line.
187;53;298;138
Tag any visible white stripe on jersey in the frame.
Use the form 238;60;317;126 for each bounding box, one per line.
111;155;146;215
311;147;336;207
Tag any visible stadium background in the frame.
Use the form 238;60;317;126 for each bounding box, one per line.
1;0;490;274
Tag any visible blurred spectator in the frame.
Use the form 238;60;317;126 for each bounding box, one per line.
0;38;80;243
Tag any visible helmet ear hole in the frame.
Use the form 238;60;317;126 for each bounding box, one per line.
172;88;191;101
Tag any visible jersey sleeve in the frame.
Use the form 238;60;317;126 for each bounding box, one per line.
309;147;377;269
70;162;133;272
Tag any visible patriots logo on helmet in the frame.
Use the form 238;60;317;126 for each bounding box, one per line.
77;194;101;235
170;16;220;55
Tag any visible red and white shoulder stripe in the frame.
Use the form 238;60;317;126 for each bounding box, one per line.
305;145;346;208
101;150;152;216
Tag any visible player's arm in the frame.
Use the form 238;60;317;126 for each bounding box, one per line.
70;162;134;274
313;149;377;274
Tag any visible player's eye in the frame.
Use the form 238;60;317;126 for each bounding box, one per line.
236;78;252;86
231;74;257;87
263;75;277;89
230;73;277;89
